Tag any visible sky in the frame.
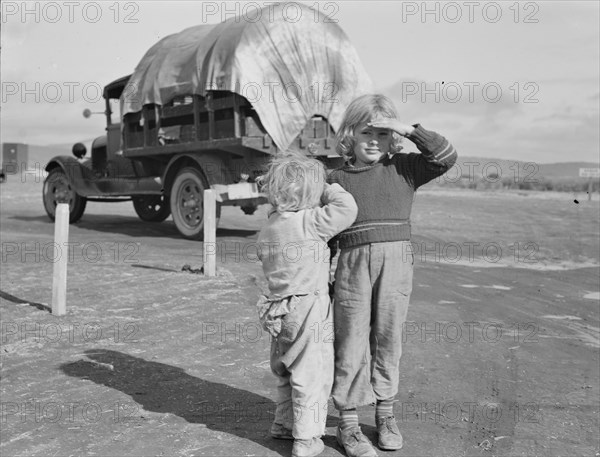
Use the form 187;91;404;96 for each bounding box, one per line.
1;0;599;163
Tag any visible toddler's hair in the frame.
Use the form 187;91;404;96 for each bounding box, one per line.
258;152;326;213
336;94;404;161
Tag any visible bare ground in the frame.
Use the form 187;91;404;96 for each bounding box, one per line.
1;176;599;457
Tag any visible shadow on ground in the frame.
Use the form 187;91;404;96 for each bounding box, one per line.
0;289;51;312
60;349;339;456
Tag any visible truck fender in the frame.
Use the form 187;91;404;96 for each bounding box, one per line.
162;153;235;195
44;156;92;196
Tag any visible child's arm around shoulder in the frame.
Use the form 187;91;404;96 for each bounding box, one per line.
310;183;357;241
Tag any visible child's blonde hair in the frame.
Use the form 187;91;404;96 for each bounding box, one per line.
335;94;404;161
258;152;326;213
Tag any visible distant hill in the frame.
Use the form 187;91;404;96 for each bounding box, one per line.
2;143;598;181
537;162;600;179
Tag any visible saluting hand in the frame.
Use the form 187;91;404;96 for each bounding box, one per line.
367;118;415;138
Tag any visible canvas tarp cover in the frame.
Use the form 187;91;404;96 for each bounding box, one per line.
121;2;372;151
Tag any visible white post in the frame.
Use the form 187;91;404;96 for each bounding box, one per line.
52;203;69;315
203;189;216;277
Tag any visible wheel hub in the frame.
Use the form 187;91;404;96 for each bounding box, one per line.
180;181;202;225
183;199;198;208
55;189;71;204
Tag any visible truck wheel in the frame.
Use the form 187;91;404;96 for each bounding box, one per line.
43;168;87;223
170;167;220;240
132;195;171;222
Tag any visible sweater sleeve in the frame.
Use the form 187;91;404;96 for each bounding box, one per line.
397;124;458;189
326;168;342;185
309;183;358;241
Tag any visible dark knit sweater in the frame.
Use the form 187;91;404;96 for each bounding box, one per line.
327;124;457;249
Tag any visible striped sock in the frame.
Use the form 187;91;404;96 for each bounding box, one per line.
339;409;359;431
376;398;395;419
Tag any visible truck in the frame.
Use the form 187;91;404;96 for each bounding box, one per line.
42;2;372;239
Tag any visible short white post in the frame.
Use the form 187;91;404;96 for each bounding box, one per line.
203;189;216;277
52;203;69;315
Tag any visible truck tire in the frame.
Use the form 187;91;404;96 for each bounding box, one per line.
170;167;220;240
132;195;171;222
43;168;87;223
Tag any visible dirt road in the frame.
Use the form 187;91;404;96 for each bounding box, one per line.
1;176;599;456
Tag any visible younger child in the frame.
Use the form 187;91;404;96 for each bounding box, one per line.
328;94;458;457
256;153;358;457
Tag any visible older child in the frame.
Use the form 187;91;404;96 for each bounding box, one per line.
328;94;457;457
256;153;358;457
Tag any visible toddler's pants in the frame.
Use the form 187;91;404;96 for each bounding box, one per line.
270;293;334;439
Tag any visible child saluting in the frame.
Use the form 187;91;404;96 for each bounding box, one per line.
329;94;457;457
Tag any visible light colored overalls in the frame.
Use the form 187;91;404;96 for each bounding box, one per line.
257;184;357;439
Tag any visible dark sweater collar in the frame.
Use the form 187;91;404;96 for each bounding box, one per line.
343;155;392;173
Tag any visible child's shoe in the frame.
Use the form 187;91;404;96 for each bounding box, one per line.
292;437;324;457
336;426;377;457
270;422;294;440
376;415;403;450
